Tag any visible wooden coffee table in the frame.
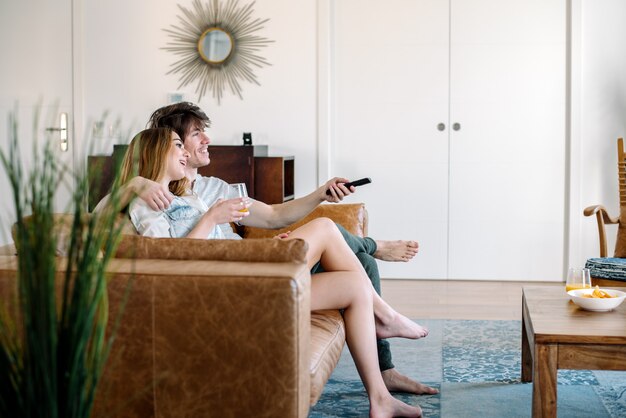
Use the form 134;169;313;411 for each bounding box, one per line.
521;286;626;418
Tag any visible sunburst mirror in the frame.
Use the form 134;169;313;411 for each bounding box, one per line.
162;0;273;104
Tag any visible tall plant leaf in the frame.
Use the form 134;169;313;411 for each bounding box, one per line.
0;109;126;418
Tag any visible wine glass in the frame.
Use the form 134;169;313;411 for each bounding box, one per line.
229;183;249;213
565;267;591;292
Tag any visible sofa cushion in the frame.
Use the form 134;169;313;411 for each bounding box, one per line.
585;258;626;282
115;234;308;263
309;310;345;406
241;203;367;239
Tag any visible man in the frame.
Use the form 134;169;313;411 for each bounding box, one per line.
100;102;436;395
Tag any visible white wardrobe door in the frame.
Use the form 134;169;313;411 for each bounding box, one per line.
447;0;566;280
331;0;450;279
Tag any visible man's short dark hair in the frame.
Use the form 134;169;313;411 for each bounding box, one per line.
147;102;211;142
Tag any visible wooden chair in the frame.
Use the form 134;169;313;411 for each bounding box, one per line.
584;137;626;287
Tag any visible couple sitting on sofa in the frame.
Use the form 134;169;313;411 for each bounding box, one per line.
96;102;435;417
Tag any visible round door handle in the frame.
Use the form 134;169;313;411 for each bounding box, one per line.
452;123;461;131
437;123;446;131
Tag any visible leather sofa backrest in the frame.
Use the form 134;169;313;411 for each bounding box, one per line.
115;234;308;263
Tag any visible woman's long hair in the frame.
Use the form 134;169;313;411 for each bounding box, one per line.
119;128;189;196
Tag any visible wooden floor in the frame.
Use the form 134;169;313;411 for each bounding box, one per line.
381;279;562;321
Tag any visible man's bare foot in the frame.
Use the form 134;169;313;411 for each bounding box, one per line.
376;313;429;340
370;394;422;418
382;368;439;395
374;240;419;262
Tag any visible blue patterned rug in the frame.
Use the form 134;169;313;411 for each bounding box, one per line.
309;319;626;417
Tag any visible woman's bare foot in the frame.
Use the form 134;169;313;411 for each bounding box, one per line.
375;313;428;340
382;368;439;395
373;240;419;262
370;394;422;418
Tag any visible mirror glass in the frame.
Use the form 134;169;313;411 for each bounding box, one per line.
198;28;233;64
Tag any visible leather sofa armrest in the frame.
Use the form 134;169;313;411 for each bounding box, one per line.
87;256;313;418
241;203;368;239
0;255;313;417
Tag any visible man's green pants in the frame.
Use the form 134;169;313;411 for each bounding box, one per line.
310;224;394;371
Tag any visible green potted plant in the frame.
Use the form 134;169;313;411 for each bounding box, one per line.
0;111;125;417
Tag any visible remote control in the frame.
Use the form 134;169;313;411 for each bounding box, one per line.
326;177;372;195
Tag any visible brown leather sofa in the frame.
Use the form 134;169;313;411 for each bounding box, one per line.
0;203;368;417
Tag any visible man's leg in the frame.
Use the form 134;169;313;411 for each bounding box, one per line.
334;223;419;262
354;252;438;395
335;223;377;255
355;252;394;371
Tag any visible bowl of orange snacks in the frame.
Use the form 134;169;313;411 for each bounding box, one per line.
567;286;626;312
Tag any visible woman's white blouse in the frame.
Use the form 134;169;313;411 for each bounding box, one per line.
129;193;225;239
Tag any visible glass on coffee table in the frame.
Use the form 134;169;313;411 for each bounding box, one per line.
565;267;591;293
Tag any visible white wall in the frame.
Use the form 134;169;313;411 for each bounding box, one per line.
0;0;74;245
80;0;626;278
574;0;626;266
81;0;319;198
2;0;626;273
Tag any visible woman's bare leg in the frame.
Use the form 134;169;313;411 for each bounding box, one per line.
284;218;422;417
286;218;428;340
310;271;422;418
371;291;429;340
286;217;365;272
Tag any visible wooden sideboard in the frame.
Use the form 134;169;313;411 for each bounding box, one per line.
87;144;128;211
197;145;268;198
88;145;295;211
255;156;294;204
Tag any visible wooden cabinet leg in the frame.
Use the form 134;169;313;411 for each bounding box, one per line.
533;343;557;418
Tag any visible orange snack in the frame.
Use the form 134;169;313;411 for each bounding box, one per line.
581;286;615;299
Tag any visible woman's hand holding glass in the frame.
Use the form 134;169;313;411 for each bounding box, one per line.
228;183;251;222
203;186;251;225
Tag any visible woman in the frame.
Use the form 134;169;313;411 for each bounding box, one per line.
121;128;425;418
119;128;251;239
